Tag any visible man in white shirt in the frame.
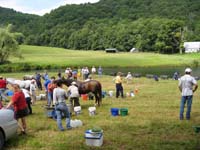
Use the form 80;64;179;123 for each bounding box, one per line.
67;81;80;107
178;68;198;120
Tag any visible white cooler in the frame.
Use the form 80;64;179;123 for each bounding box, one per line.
85;130;103;147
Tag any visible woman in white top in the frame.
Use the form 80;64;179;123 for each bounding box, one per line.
22;88;32;114
30;79;36;105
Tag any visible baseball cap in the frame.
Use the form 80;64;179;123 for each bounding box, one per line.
185;68;192;73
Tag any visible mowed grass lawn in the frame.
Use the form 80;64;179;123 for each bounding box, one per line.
10;45;200;67
2;73;200;150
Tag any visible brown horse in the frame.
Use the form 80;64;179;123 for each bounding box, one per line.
57;78;102;106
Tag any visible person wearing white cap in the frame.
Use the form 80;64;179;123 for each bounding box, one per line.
178;68;198;120
67;81;80;107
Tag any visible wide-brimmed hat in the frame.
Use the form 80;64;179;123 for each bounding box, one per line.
185;68;192;73
71;81;76;85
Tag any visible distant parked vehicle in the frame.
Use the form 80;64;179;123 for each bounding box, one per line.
105;48;118;53
0;109;18;149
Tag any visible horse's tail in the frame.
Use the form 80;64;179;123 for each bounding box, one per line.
97;81;102;106
98;82;102;100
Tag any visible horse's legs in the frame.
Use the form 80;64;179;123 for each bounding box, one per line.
94;92;101;107
94;93;98;106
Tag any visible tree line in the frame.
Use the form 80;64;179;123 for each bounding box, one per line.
0;0;199;53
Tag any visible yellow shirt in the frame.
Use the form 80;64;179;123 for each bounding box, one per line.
115;76;122;84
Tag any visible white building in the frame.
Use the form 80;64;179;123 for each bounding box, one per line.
184;42;200;53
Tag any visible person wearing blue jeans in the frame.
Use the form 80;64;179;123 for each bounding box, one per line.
180;96;193;120
179;68;198;120
53;81;71;131
55;103;71;131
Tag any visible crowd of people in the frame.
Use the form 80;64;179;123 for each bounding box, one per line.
0;66;198;135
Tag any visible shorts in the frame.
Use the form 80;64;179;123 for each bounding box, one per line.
15;107;28;119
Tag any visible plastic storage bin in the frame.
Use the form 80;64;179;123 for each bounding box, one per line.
85;130;103;147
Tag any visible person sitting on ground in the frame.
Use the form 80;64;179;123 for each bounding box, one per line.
6;83;28;134
125;72;133;84
53;81;71;131
67;81;80;107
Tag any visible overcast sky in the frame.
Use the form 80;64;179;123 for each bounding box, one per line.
0;0;100;15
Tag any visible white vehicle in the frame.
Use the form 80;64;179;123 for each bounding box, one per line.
0;109;18;149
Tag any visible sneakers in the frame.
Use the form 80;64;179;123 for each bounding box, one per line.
59;128;65;131
67;127;72;130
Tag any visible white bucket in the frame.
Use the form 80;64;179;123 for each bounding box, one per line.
108;91;113;97
130;92;135;97
88;107;96;116
74;106;81;115
40;94;46;100
36;95;41;100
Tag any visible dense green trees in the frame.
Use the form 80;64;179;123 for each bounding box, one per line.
0;25;22;64
0;0;199;53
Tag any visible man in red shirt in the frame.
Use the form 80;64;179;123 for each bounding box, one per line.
6;83;28;134
0;76;8;101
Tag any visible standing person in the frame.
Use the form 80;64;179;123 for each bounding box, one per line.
179;68;198;120
30;79;37;105
57;70;62;80
0;76;8;102
43;70;49;80
125;72;133;84
53;81;71;131
98;66;103;77
44;78;51;103
72;69;78;80
6;83;28;134
22;88;32;114
47;77;56;107
91;66;96;74
114;72;124;98
77;67;81;79
35;72;42;90
67;81;80;107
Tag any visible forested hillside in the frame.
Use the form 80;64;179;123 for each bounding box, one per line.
0;0;199;53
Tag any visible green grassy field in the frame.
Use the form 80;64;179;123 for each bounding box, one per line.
2;73;200;150
9;45;200;68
